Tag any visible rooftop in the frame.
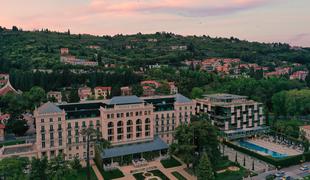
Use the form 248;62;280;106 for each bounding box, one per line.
37;102;63;114
108;96;143;105
203;93;247;100
101;137;168;159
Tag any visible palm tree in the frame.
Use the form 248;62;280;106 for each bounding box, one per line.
80;127;110;180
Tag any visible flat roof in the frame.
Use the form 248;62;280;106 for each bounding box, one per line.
203;93;247;100
101;137;168;159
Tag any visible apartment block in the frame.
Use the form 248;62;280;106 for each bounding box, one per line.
196;94;268;140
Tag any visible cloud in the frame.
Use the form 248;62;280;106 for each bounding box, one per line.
87;0;275;17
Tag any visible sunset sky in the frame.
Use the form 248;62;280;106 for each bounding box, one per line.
1;0;309;46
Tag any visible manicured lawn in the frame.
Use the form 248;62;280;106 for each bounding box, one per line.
215;167;251;180
65;168;98;180
172;171;187;180
133;169;170;180
101;169;125;180
160;157;182;168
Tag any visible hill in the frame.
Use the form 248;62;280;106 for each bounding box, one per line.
0;26;310;72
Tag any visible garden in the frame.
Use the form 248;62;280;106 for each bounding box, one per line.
133;169;170;180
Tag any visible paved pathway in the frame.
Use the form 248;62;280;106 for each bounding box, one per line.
91;160;104;180
223;145;273;173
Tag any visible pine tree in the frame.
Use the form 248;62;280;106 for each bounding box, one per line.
197;153;215;180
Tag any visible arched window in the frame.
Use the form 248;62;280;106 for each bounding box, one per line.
127;120;133;126
108;122;114;128
117;121;123;127
145;118;150;124
136;119;142;125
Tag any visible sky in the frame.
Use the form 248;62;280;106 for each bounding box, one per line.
1;0;310;47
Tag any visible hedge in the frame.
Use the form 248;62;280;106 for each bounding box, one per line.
224;141;310;168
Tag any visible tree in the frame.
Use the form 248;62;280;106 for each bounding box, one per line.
48;155;71;180
29;157;48;180
197;153;214;180
12;26;18;31
0;157;29;180
70;156;82;171
7;119;29;136
25;86;46;109
169;124;195;168
132;84;143;96
68;89;80;103
80;128;110;180
190;87;204;99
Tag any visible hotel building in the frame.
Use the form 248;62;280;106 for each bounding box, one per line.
196;94;268;140
31;94;195;163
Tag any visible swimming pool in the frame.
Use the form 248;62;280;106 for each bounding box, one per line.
238;140;288;158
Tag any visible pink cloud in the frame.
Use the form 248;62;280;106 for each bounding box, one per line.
87;0;275;16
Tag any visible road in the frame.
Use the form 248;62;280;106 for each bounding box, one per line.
251;163;310;180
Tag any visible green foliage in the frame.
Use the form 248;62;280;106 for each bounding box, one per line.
160;157;182;168
68;89;80;103
6;119;29;136
190;87;204;99
197;153;215;180
171;171;187;180
131;84;143;96
170;119;220;170
101;169;124;180
0;157;29;180
29;157;48;180
70;156;82;171
48;155;72;180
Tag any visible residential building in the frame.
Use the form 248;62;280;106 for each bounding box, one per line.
0;124;5;141
0;114;10;125
300;125;310;140
0;74;19;96
120;86;132;96
196;94;268;140
94;86;112;99
78;87;92;101
47;91;62;103
168;82;178;94
290;71;308;81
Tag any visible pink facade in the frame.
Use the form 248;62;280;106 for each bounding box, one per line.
32;94;195;161
94;86;112;99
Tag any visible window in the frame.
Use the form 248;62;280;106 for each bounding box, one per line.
107;114;110;119
58;124;62;131
96;120;100;126
58;117;61;121
42;142;45;148
49;118;53;122
41;126;45;132
68;138;72;144
50;133;54;140
68;130;72;136
75;137;79;143
67;123;71;129
41;119;44;123
75;122;79;128
50;140;54;147
50;125;54;131
41;134;45;141
59;139;62;146
82;121;86;127
108;122;114;128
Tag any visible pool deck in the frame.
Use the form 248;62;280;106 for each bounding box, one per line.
247;139;302;156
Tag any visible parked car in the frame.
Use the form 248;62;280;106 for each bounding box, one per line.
300;165;309;171
275;171;285;177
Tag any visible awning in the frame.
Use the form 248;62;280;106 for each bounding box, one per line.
101;137;168;159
